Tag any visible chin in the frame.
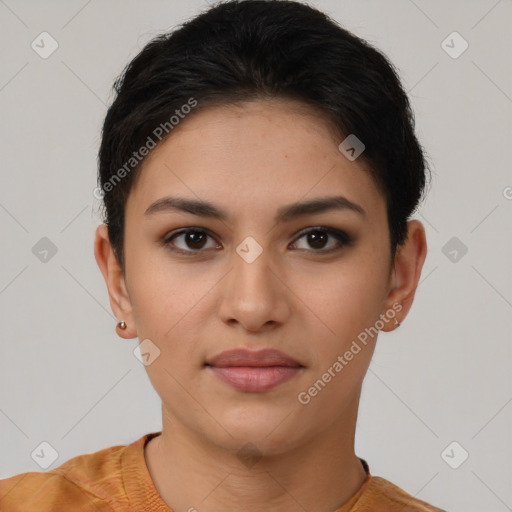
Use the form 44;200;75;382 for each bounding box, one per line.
205;407;307;455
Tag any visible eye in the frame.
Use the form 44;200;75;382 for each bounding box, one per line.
163;226;353;256
163;228;220;254
290;227;352;253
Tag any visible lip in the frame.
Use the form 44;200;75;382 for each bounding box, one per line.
205;348;303;392
206;348;302;368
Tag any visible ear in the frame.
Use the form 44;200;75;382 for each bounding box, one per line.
380;219;427;332
94;223;137;339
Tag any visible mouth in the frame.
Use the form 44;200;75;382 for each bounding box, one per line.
206;347;302;367
206;366;303;392
205;348;304;392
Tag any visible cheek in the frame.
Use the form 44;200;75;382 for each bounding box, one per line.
127;263;213;397
296;256;389;368
302;260;387;327
126;245;209;348
297;272;382;408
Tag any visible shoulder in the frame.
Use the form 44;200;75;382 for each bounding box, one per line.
354;476;445;512
0;470;115;511
0;436;146;512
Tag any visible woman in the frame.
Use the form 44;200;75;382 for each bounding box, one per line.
0;1;443;510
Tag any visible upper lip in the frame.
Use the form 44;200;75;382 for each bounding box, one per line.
206;348;302;368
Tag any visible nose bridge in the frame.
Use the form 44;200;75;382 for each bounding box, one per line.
232;234;276;298
218;234;288;330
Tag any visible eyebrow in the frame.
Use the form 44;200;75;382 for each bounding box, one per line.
144;195;366;222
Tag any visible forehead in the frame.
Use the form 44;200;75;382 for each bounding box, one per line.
125;98;385;223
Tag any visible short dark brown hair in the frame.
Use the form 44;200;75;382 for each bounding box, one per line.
97;0;430;272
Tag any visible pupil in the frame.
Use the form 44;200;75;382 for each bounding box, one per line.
187;231;205;249
309;230;326;249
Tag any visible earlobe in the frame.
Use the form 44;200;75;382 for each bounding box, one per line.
380;220;427;332
94;224;137;339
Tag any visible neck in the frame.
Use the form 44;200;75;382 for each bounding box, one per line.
145;397;368;512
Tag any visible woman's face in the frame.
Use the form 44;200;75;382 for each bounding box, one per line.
113;99;402;453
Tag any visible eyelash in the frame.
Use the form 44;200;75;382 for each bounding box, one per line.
162;226;353;256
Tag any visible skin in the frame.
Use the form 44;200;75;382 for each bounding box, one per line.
95;98;427;512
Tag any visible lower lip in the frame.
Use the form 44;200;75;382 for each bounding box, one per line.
208;366;301;392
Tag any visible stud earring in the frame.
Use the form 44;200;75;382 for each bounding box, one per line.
117;321;127;329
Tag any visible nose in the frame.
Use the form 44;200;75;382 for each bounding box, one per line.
217;239;291;333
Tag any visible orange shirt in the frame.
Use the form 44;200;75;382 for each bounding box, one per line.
0;431;444;511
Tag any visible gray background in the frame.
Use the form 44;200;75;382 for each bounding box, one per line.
1;1;511;511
